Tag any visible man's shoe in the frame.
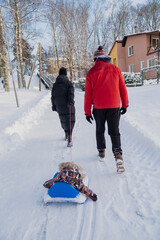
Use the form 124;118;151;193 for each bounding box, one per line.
98;150;105;161
115;153;125;173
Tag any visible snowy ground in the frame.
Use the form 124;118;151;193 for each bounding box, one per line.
0;76;160;240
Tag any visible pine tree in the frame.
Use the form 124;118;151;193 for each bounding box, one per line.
13;38;34;75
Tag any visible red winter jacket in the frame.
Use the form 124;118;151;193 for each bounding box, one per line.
84;61;129;116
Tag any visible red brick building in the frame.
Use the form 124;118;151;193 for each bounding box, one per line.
109;30;160;79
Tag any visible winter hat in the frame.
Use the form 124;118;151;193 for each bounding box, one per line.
94;46;106;58
93;46;111;62
59;67;67;75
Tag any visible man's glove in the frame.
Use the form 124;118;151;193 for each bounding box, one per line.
52;106;56;111
90;193;97;201
86;115;93;124
120;108;127;115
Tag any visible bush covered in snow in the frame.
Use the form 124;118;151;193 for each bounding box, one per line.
77;72;143;90
122;72;142;86
78;78;86;91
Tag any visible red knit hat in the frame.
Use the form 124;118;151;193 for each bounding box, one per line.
94;46;106;59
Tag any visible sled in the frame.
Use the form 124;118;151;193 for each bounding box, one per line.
44;172;88;204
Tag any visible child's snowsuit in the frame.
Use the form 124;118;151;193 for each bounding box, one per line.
43;163;97;201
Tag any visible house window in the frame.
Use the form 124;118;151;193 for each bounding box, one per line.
129;64;134;73
128;46;134;56
147;58;157;68
152;38;159;48
113;58;117;65
141;61;145;70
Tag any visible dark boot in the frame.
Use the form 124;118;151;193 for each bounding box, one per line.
67;134;73;147
64;131;68;141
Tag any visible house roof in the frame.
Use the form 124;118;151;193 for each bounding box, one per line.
108;40;122;55
109;30;160;54
122;30;160;47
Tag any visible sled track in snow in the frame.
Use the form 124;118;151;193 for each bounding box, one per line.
40;134;99;240
72;201;97;240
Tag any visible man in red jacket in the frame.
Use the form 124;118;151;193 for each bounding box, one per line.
84;46;129;173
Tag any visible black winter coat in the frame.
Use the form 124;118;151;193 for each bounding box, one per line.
51;75;75;131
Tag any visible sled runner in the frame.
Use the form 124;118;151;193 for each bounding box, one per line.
44;172;88;204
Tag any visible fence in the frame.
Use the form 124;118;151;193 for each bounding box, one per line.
141;65;160;85
37;73;53;90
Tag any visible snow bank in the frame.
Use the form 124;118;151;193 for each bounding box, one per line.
0;79;160;240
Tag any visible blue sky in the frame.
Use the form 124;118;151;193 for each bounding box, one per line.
132;0;147;4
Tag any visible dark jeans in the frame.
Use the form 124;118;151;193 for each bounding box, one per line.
93;108;122;156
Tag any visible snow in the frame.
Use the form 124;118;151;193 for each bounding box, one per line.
0;75;160;240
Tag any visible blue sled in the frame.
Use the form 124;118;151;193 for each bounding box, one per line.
44;172;88;204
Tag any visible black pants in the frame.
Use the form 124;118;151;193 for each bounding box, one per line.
93;108;122;155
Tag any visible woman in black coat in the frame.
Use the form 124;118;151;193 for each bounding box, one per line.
51;67;75;147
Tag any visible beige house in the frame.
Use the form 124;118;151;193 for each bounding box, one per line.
109;30;160;79
47;57;68;75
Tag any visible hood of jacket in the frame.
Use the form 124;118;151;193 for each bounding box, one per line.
56;75;69;83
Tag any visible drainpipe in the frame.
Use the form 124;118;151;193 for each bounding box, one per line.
158;32;160;65
141;69;144;85
158;32;160;83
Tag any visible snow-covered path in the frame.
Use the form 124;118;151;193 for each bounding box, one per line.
0;85;160;240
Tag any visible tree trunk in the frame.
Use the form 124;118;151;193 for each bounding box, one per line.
9;0;21;87
15;23;22;88
51;17;60;70
14;0;26;88
0;8;9;92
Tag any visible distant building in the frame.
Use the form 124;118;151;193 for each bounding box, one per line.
109;30;160;79
47;57;68;75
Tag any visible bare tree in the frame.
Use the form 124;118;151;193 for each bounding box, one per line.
47;0;93;79
107;0;132;41
0;0;43;88
48;6;61;71
13;0;26;87
0;7;9;91
131;0;160;32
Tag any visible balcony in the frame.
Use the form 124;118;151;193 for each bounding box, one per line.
147;44;160;54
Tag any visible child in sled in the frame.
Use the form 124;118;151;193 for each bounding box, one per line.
43;161;97;201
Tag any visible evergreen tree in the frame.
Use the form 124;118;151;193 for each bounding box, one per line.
37;46;48;73
13;38;34;75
